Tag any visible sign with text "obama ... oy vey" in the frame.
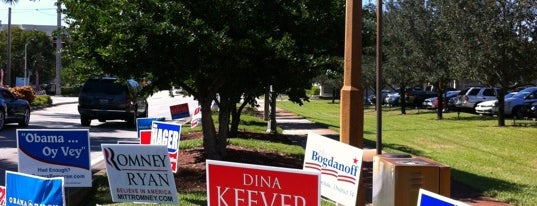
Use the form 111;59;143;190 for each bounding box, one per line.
303;132;363;206
17;129;91;187
206;160;321;206
102;144;178;204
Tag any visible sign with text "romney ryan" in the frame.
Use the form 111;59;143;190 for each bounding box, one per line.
303;132;363;206
102;144;178;204
17;129;91;187
5;171;64;206
206;160;321;206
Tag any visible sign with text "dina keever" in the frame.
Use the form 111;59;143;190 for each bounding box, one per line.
303;132;363;206
17;129;91;187
206;160;321;206
5;171;64;206
149;121;181;173
102;144;178;204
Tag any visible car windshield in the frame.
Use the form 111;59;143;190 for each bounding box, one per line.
82;79;127;95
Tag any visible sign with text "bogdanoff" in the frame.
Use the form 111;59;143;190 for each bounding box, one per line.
5;171;64;206
148;121;181;172
206;160;321;206
16;129;91;187
102;144;178;204
303;132;363;206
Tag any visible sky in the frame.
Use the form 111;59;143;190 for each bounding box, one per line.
0;0;62;26
1;0;375;26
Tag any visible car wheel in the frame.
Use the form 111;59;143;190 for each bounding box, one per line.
18;107;30;127
513;107;524;119
0;111;5;131
81;116;91;126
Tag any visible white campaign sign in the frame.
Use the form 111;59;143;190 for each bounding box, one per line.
303;132;363;206
101;144;178;204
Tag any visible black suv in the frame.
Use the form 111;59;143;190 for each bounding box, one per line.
77;77;148;126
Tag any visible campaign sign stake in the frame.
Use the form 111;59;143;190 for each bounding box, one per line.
5;171;64;206
206;160;321;206
149;121;181;173
17;129;91;187
102;144;178;204
303;132;363;206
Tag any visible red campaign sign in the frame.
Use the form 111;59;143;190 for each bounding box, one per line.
0;186;5;206
170;103;190;119
139;130;152;144
206;160;320;206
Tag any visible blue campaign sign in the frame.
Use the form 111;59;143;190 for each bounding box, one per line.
417;189;469;206
150;121;181;153
5;171;64;206
136;117;166;138
17;129;92;187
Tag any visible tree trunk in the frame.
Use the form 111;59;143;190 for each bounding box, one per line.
230;100;248;137
216;102;231;158
200;98;221;160
436;82;445;120
497;88;506;127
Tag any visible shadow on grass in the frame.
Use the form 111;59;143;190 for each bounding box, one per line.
451;168;522;204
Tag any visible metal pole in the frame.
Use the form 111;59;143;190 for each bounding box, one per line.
24;42;28;86
7;8;12;87
376;0;383;155
55;1;62;95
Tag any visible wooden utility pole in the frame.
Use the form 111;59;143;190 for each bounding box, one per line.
340;0;364;205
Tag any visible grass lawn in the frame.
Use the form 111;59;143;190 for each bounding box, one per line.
277;99;537;206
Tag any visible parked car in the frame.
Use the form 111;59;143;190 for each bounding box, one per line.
385;92;401;106
475;87;537;118
455;86;499;112
475;92;517;116
421;90;460;111
77;77;149;127
0;88;31;130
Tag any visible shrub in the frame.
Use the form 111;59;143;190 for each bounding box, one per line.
31;95;53;106
9;86;36;103
307;86;320;96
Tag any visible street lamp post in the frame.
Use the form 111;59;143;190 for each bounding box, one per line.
24;41;29;86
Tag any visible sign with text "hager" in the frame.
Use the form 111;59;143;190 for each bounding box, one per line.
16;129;92;187
303;132;363;206
5;171;64;206
102;144;178;204
206;160;321;206
149;121;181;173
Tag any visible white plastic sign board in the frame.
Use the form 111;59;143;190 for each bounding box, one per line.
303;132;363;206
417;189;470;206
101;144;178;204
5;171;64;206
16;129;91;187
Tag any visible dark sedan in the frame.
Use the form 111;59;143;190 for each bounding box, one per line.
0;88;31;130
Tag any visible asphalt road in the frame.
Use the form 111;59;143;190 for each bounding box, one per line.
0;90;196;186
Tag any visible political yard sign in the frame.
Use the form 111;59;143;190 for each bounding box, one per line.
169;103;190;120
417;189;470;206
303;132;364;206
102;144;178;204
206;160;321;206
136;117;165;138
0;186;5;206
16;129;91;187
145;121;181;172
5;171;64;206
